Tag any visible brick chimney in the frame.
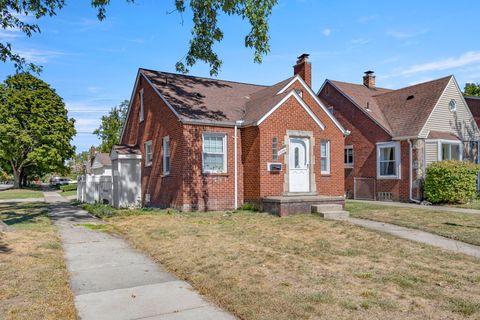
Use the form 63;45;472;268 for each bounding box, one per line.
293;53;312;87
363;70;375;89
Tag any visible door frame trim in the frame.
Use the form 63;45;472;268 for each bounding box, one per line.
283;130;317;194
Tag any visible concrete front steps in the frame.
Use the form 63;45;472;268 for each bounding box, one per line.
311;204;349;220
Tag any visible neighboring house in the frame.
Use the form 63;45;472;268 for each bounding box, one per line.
91;153;112;176
465;96;480;127
78;153;114;204
120;54;348;215
318;72;480;202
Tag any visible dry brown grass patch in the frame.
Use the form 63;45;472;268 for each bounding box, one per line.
105;210;480;320
0;203;76;320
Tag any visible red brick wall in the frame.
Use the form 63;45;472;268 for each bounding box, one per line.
121;75;184;208
257;92;344;197
241;126;261;201
182;124;243;211
319;82;411;201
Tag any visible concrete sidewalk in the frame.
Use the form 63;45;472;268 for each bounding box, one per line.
44;192;235;320
345;217;480;258
349;199;480;215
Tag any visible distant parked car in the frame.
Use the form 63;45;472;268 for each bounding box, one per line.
50;177;71;186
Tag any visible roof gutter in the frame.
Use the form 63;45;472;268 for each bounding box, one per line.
392;135;419;141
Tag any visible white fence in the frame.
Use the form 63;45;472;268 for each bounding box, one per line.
77;175;113;205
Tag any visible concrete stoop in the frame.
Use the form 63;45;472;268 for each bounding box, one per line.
311;204;349;220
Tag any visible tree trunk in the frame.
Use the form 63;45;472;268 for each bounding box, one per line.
13;170;21;189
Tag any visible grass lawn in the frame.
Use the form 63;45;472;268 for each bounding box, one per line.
0;189;43;200
60;190;77;197
0;203;76;319
84;205;480;320
452;199;480;210
347;202;480;246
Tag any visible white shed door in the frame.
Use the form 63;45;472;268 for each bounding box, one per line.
289;138;310;192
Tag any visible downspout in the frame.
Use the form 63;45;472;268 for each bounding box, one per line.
408;140;421;204
234;120;245;209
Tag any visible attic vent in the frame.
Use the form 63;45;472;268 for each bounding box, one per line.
407;95;414;100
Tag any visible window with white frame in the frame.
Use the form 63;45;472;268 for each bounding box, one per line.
320;140;330;174
441;142;461;160
163;136;170;175
144;140;152;166
202;133;227;173
272;137;278;161
139;89;144;122
377;142;400;178
344;145;353;167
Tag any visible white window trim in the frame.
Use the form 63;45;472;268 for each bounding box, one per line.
139;88;145;122
376;141;401;179
344;145;354;168
144;140;152;167
426;139;463;161
320;140;331;175
163;136;170;175
202;132;228;174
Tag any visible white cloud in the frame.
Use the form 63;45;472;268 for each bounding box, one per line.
0;29;23;39
74;118;101;133
386;29;429;39
402;51;480;76
350;38;370;45
322;28;332;36
15;49;65;64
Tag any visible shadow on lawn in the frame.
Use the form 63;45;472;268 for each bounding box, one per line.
0;203;47;226
0;234;11;254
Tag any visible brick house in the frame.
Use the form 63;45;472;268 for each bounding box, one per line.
318;72;480;202
465;96;480;127
119;54;347;214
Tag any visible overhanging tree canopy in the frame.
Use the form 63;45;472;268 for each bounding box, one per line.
1;0;277;76
0;73;76;188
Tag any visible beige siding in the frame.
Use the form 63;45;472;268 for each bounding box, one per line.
425;141;439;166
419;77;480;140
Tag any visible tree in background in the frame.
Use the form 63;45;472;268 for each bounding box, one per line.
1;0;277;76
94;100;129;153
0;73;76;188
464;83;480;96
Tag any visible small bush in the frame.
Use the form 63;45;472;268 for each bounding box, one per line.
81;203;114;218
61;184;77;192
239;202;257;211
424;161;479;204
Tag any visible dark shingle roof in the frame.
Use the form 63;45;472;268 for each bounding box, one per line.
140;69;295;124
112;144;141;155
94;153;112;166
328;76;452;138
465;96;480;127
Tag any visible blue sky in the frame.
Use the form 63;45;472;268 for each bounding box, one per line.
1;1;480;152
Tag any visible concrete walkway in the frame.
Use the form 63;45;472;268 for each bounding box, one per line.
345;217;480;258
349;199;480;215
44;192;235;320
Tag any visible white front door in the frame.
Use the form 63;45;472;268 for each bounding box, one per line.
289;137;310;192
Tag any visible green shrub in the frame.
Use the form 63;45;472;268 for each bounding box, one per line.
81;203;114;218
424;161;479;204
239;202;257;211
60;184;77;192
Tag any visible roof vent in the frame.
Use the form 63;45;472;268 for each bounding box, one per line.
407;95;414;100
